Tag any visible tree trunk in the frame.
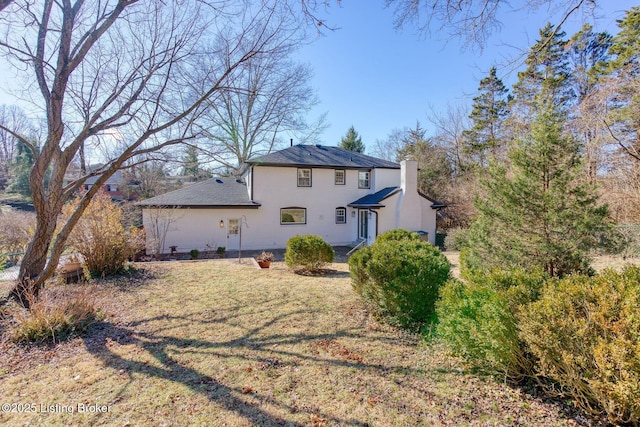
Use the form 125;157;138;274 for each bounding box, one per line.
11;216;57;304
11;147;66;306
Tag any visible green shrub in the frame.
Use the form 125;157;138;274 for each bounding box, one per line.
374;228;421;243
436;268;546;377
190;249;200;259
348;245;372;295
436;279;529;377
285;234;334;272
459;247;483;280
349;238;450;330
519;267;640;425
443;227;468;251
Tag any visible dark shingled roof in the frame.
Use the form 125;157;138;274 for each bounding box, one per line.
348;187;447;209
348;187;401;208
136;178;259;208
247;144;400;169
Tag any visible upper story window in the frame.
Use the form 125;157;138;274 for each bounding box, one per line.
334;169;345;185
358;171;370;189
297;168;311;187
335;207;347;224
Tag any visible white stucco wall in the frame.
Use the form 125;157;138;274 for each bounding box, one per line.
142;207;265;254
142;161;439;253
249;166;367;248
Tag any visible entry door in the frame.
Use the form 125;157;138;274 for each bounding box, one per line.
359;210;368;240
227;218;240;250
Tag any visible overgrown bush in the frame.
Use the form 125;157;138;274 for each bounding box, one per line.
519;267;640;425
63;192;145;277
285;234;334;272
435;268;546;377
436;278;526;376
348;246;372;296
11;286;100;343
349;234;450;330
374;228;420;243
0;209;35;262
443;227;468;251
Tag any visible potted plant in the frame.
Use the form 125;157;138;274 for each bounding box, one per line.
256;251;274;269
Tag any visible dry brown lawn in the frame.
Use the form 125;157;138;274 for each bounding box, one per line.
0;258;604;426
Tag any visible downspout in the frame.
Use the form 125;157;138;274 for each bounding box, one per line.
250;165;254;201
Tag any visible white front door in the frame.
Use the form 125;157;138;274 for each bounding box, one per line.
227;218;240;250
359;210;368;240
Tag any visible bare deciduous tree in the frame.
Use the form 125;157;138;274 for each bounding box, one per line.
0;0;312;303
196;43;320;175
385;0;598;50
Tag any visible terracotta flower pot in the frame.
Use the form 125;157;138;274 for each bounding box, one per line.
64;262;82;273
257;260;271;269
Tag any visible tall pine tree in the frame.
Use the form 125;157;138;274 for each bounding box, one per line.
466;90;612;277
567;24;612;181
605;6;640;154
462;66;510;166
396;122;452;200
339;126;365;153
511;23;573;128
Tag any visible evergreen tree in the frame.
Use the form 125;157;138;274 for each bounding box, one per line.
396;122;452;200
511;23;573;126
180;145;203;179
462;66;510;166
7;140;37;197
466;91;612;277
605;6;640;152
567;24;612;181
339;126;365;153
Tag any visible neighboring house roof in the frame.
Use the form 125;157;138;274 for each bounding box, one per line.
85;169;124;185
247;144;400;169
348;187;401;208
136;178;260;208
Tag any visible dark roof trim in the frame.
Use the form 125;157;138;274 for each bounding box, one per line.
348;187;401;208
418;191;447;209
140;204;261;209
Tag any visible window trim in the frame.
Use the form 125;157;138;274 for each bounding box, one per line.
334;169;346;185
358;170;370;189
280;207;307;225
335;207;347;224
297;168;312;187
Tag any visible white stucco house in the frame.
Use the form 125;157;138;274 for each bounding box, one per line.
137;144;444;254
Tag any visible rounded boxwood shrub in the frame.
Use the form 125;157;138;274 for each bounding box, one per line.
285;234;334;272
374;228;421;243
348;245;372;296
349;236;450;330
519;267;640;425
436;268;546;377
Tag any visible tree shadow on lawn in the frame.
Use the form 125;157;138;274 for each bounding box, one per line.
83;302;432;426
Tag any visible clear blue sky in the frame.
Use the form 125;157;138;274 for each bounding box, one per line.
0;1;635;157
296;0;636;151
